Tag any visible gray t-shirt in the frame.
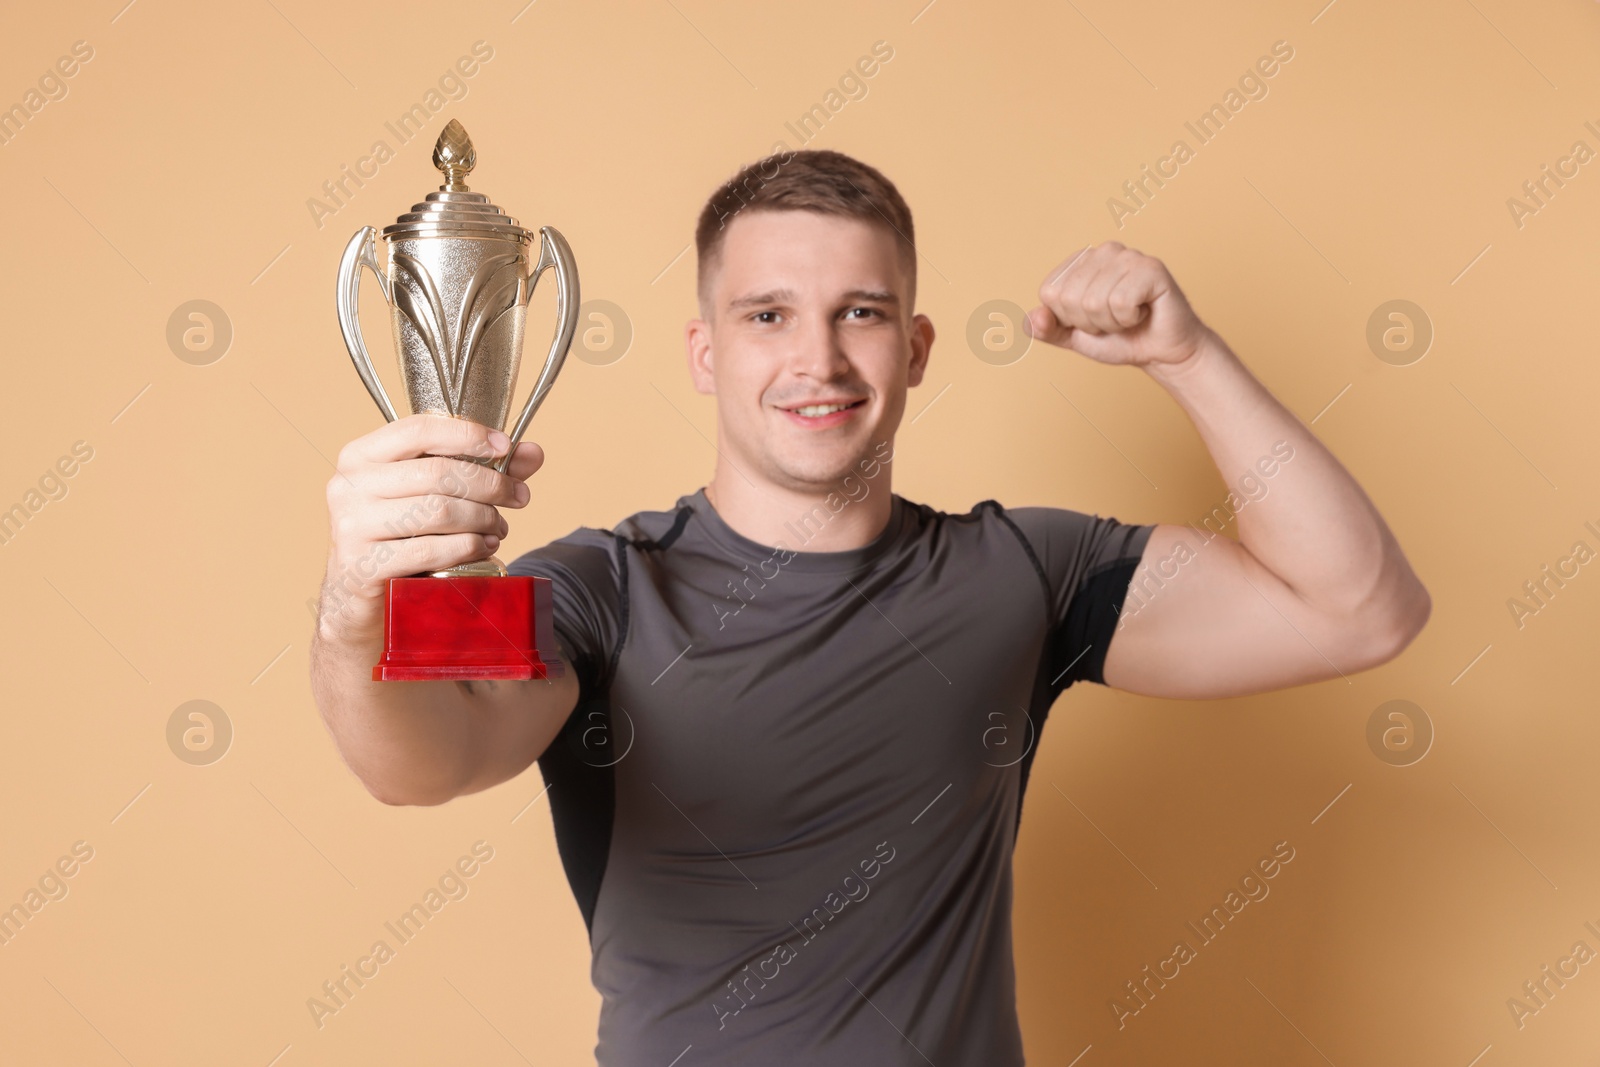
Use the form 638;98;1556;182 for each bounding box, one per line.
509;487;1154;1066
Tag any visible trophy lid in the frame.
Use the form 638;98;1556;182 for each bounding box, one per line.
380;120;533;243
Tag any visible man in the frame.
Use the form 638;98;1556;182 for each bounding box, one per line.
311;148;1429;1065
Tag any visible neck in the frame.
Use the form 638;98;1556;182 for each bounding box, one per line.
705;458;896;554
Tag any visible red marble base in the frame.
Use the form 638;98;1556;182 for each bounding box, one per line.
372;574;563;682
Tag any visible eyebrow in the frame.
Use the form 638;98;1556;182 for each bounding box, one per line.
726;287;900;310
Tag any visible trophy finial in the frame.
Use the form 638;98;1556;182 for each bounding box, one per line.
432;120;476;192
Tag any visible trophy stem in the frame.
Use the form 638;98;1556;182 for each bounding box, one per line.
432;556;508;579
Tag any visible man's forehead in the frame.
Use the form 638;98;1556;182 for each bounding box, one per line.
722;208;890;244
712;211;907;301
726;286;901;310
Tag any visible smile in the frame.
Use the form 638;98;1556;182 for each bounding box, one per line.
789;400;861;416
779;398;866;427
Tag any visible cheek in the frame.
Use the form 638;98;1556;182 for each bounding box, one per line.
714;355;776;419
861;339;911;393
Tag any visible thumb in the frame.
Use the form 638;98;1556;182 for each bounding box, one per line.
505;439;547;480
1024;305;1073;347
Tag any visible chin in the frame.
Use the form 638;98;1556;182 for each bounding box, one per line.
769;450;871;490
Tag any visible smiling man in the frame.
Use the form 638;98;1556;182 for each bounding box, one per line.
311;148;1431;1065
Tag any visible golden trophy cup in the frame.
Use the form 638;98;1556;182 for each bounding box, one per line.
334;119;579;681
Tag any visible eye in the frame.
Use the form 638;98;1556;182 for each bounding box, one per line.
844;307;880;320
752;310;781;324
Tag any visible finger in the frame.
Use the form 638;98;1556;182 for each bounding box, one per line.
341;495;508;545
1080;262;1136;334
359;454;530;507
1040;246;1092;296
341;413;511;469
1047;247;1113;332
1038;246;1098;320
1106;267;1155;331
371;532;504;581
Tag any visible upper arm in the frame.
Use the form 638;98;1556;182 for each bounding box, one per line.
453;635;582;798
1101;523;1413;699
451;530;624;797
1003;505;1156;694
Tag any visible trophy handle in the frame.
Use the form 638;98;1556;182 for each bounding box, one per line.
336;227;401;423
498;225;580;475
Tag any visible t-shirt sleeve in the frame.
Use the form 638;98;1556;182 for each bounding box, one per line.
1003;506;1157;691
506;528;625;700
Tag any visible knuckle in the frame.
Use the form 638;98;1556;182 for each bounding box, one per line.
419;493;453;526
391;496;429;537
460;462;494;494
489;468;518;498
466;420;495;450
409;413;447;453
447;534;475;563
331;511;356;545
405;534;446;568
396;413;425;447
442;459;481;499
423;455;454;486
391;537;424;572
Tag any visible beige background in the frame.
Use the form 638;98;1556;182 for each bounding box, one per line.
2;0;1597;1063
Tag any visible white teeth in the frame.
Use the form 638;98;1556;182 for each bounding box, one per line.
793;402;854;417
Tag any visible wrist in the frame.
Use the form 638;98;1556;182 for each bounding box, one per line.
313;568;387;649
1142;327;1232;390
314;609;384;656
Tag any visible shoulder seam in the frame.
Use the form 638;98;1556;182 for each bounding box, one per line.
603;503;693;689
650;503;694;551
616;502;693;551
980;499;1052;624
606;531;631;691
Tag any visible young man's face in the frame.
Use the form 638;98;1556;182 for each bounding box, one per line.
686;210;934;494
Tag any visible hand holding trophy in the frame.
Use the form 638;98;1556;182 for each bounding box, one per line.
334;119;580;682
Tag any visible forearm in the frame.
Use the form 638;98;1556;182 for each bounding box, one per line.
308;417;575;804
309;603;481;807
1144;329;1428;629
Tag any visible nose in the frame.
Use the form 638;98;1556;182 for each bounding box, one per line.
787;313;852;382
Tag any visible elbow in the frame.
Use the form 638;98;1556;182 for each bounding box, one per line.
361;777;458;808
1347;575;1432;671
346;745;474;808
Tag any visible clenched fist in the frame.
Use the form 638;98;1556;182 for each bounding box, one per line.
318;413;545;639
1025;242;1213;370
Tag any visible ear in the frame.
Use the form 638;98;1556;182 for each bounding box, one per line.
907;312;934;388
685;316;716;396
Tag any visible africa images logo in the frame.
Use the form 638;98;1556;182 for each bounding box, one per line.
710;841;897;1031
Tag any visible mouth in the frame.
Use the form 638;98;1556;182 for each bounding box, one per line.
777;398;867;428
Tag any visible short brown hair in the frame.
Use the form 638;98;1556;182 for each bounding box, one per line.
694;148;916;312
